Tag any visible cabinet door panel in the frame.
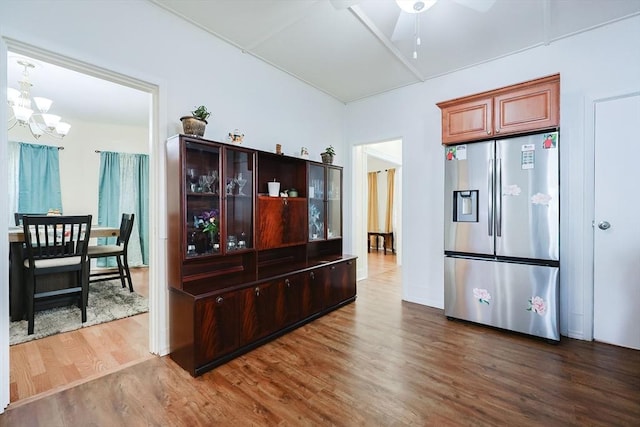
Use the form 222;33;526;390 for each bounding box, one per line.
440;98;493;144
240;282;278;345
302;270;324;318
195;291;239;367
257;197;306;249
325;260;357;308
494;81;559;136
276;276;301;327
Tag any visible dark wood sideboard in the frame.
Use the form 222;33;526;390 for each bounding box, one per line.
166;135;356;376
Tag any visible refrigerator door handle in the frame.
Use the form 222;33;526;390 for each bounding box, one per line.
496;158;502;237
488;159;494;236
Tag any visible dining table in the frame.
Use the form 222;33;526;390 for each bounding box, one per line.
8;225;120;321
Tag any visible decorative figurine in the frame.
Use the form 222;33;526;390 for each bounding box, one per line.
228;129;244;144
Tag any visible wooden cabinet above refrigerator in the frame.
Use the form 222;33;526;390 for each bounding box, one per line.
437;74;560;145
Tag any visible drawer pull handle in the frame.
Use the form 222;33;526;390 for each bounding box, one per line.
310;272;315;280
216;296;223;304
285;279;290;288
255;286;260;296
330;266;336;270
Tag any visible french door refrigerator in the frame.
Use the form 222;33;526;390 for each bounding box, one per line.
444;131;560;341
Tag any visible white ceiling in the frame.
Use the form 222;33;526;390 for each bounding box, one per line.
150;0;640;103
6;0;640;130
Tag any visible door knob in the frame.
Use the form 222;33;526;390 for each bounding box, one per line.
598;221;611;230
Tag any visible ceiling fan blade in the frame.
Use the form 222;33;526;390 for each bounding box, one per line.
391;11;415;42
452;0;496;13
329;0;361;10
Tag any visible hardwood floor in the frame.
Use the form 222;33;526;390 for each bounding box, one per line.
2;253;639;425
8;267;151;404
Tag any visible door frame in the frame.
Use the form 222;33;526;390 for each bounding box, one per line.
583;89;640;342
1;37;169;411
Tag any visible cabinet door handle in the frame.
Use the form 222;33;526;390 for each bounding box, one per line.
347;261;353;265
495;128;500;133
255;286;260;296
216;296;223;305
487;130;491;135
330;266;336;270
310;271;315;280
285;279;290;288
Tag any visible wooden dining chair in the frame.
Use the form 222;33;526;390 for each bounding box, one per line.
87;213;135;292
14;212;44;226
22;215;92;335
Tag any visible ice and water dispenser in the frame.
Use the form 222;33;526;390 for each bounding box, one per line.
452;190;478;222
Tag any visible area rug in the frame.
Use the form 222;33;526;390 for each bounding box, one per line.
10;280;148;345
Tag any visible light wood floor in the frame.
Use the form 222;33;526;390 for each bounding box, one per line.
9;267;151;404
3;253;640;425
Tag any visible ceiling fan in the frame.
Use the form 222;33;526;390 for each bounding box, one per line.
330;0;496;58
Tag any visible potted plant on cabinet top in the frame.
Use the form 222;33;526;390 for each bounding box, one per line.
181;105;211;137
321;145;336;164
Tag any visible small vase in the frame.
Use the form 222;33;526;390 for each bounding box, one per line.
321;153;334;164
180;116;207;137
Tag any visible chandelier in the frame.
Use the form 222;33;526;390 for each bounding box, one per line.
395;0;438;59
7;60;71;139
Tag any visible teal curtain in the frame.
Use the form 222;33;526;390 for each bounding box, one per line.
97;151;149;267
18;143;62;214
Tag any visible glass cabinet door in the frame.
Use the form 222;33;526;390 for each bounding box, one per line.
327;166;342;239
185;141;221;258
308;163;325;241
224;147;254;252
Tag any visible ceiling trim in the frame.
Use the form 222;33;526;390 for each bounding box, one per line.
349;5;425;82
148;0;346;103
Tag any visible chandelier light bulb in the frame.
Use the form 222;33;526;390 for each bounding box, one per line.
34;97;53;113
13;105;33;123
7;58;71;139
7;87;20;104
42;113;61;129
55;122;71;136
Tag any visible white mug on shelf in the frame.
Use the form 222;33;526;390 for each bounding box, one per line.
268;181;280;197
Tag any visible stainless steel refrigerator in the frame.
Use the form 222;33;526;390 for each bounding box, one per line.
444;131;560;340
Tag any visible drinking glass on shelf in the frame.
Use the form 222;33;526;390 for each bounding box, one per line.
236;172;248;196
199;175;208;193
227;235;237;251
186;168;198;192
203;174;215;193
210;170;219;195
225;177;236;195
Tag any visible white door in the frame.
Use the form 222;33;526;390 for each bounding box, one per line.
593;93;640;350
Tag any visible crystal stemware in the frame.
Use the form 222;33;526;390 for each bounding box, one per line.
236;173;248;196
186;168;198;192
210;170;219;195
225;177;236;195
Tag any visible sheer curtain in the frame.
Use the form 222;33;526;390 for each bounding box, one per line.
97;151;149;267
8;141;20;225
385;168;395;233
367;171;379;235
18;143;62;214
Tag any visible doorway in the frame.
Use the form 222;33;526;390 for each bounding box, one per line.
352;139;402;281
592;92;640;350
3;43;162;404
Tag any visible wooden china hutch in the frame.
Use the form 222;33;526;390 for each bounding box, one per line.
166;135;356;376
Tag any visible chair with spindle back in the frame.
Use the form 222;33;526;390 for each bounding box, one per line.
22;215;92;335
87;213;135;292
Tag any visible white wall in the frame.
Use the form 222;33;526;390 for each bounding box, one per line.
345;16;640;339
0;0;346;412
9;118;148;218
